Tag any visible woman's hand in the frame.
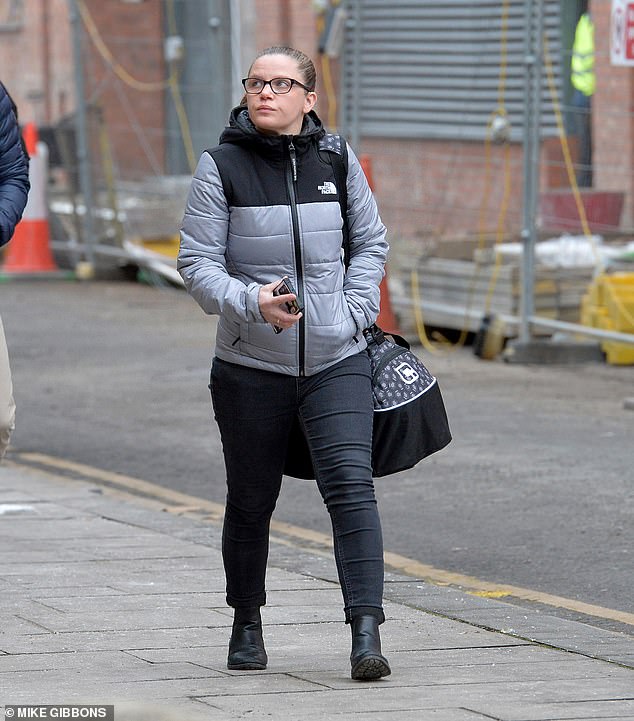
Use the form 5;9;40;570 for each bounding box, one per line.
259;279;303;331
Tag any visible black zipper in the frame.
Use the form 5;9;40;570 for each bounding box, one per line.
285;137;305;376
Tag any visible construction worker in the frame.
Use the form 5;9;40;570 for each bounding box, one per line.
0;81;30;461
571;4;595;187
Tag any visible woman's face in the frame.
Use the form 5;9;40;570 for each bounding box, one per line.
245;54;316;136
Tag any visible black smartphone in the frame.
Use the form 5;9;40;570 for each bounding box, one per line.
271;276;303;333
273;276;304;315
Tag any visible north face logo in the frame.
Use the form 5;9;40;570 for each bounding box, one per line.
395;362;419;385
318;181;337;195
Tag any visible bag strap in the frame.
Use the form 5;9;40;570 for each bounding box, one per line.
363;323;410;350
318;134;350;268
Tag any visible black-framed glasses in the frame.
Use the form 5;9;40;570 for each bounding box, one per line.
242;77;313;95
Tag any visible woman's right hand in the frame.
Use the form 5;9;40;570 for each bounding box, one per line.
258;279;302;331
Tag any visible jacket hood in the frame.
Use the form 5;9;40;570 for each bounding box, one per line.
219;107;325;155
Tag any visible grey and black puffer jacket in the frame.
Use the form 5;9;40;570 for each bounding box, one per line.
178;107;388;377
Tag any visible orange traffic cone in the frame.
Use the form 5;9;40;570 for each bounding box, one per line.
2;123;62;276
359;153;400;335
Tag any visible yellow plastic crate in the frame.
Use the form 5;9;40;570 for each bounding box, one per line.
140;235;180;259
594;273;634;307
603;290;634;331
603;340;634;365
581;273;634;364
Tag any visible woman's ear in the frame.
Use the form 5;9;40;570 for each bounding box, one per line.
303;91;317;114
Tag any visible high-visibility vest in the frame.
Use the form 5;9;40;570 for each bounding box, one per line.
571;13;595;97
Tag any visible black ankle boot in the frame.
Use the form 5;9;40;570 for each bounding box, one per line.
350;615;391;680
227;607;267;670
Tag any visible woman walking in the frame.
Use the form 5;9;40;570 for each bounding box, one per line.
178;46;390;680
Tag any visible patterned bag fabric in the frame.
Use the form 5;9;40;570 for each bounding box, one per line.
283;325;451;479
364;324;452;477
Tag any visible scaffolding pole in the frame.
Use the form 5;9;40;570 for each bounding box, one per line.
519;0;544;343
69;0;96;268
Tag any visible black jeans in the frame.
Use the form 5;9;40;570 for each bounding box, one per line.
210;352;384;623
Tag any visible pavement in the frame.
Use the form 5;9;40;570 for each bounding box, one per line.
1;460;633;721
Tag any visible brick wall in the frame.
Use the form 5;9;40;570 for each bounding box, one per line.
82;0;166;179
2;0;165;179
593;0;634;227
0;0;74;125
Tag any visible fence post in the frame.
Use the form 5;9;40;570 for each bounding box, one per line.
69;0;96;271
519;0;544;343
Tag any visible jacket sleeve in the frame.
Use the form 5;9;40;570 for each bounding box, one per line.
177;152;263;324
343;145;388;332
0;86;30;248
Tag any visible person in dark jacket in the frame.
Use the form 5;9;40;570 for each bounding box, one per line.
178;47;390;680
0;81;30;461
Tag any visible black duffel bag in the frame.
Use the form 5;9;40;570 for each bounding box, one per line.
284;324;451;479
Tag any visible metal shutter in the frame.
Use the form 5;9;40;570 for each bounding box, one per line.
341;0;562;142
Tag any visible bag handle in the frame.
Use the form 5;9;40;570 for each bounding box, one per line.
363;323;410;350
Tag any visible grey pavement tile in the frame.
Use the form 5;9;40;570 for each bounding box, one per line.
257;587;344;605
466;699;634;721
7;660;224;686
9;586;127;598
526;631;634;649
0;650;154;674
0;501;89;519
283;711;496;721
612;655;634;664
261;604;348;625
0;567;98;587
0;489;40;501
1;614;59;635
0;626;230;654
125;647;227;669
382;599;451;622
0;560;223;587
10;607;230;634
97;672;323;701
262;617;528;656
384;580;511;608
503;717;634;721
1;541;215;565
378;617;530;651
293;657;630;690
109;576;224;595
104;701;222;721
3;666;228;704
396;595;510;614
0;518;141;540
261;576;337;591
0;597;68;616
34;591;227;613
205;678;634;718
445;607;575;633
448;608;633;643
388;644;578;668
132;700;232;721
0;549;99;564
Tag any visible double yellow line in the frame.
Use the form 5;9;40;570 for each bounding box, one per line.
12;452;634;630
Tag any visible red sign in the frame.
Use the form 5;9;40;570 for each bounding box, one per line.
627;3;634;59
611;0;634;65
